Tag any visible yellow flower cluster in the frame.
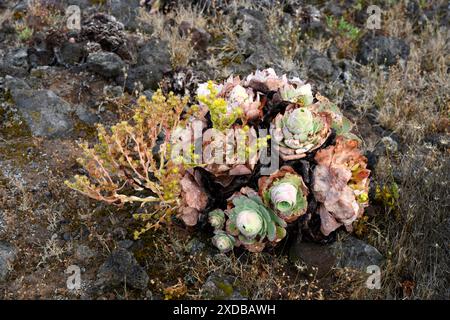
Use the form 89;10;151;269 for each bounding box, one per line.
65;89;193;239
197;81;243;131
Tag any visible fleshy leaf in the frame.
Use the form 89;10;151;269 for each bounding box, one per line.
312;137;371;235
258;166;309;223
271;104;332;161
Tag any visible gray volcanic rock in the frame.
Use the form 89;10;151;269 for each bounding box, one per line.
331;236;384;271
96;248;149;291
0;48;29;77
10;89;75;138
0;241;17;282
290;236;384;277
87;52;125;78
201;273;247;300
109;0;141;31
357;35;410;66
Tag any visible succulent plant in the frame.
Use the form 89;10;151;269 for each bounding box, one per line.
310;94;361;142
178;171;208;226
244;68;286;92
196;77;262;130
197;70;317;128
212;231;236;253
202;125;260;187
208;209;226;230
258;166;309;222
69;67;372;250
196;81;223;98
208;190;287;253
279;80;314;107
196;80;243;131
218;76;263;122
312;137;371;236
227;194;287;252
245;69;314;108
271;104;332;161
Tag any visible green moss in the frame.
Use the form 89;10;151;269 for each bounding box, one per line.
0;138;34;167
3;90;15;105
220;55;244;67
73;120;97;140
0;103;34;166
90;0;107;5
30;68;46;78
0;106;31;140
214;281;234;298
29;111;42;124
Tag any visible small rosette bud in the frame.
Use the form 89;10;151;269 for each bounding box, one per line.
208;209;226;230
212;231;236;253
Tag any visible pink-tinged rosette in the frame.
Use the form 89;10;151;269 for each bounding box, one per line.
312;137;371;235
271;104;332;161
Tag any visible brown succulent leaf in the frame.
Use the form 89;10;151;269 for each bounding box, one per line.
315;138;363;167
180;172;208;211
229;164;253;175
218;75;242;97
318;205;342;236
178;172;208;226
313;166;352;204
238;186;260;198
243;94;263;121
244;68;286;92
277;146;309;161
312;137;371;235
228;186;259;205
212;174;235;188
179;207;200;227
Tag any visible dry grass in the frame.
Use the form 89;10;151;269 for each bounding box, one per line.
134;228;328;300
375;31;448;143
320;146;449;300
339;2;449;300
167;27;197;69
264;5;302;60
383;2;414;38
138;6;209;68
23;0;65;31
347;3;449;144
363;146;449;299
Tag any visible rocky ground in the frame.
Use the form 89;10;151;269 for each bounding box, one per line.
0;0;448;300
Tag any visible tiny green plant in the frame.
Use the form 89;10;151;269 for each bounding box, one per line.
375;182;400;218
326;16;360;41
17;26;33;42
